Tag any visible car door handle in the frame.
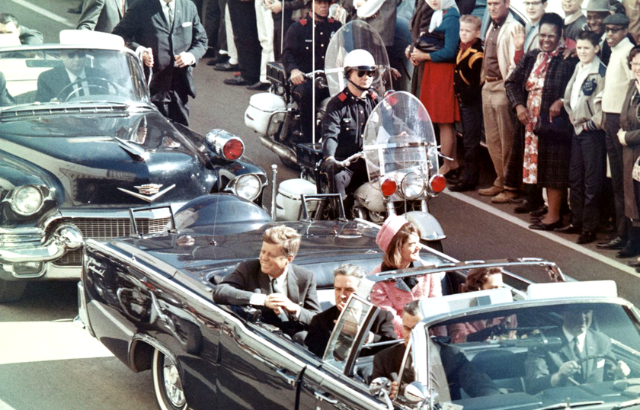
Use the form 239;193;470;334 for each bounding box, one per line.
276;368;298;387
314;391;338;404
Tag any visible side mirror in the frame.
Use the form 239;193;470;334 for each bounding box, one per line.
369;377;391;397
404;381;430;404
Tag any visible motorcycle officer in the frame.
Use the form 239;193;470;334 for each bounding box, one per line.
321;49;381;215
281;0;341;143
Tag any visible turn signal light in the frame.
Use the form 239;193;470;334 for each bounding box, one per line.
223;139;244;160
380;178;397;196
429;174;446;193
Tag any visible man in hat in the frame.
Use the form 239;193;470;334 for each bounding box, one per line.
584;0;636;64
597;13;639;257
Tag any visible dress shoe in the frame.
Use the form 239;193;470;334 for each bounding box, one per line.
68;5;82;14
443;168;462;183
616;243;640;258
224;76;250;86
555;224;581;234
478;186;503;196
530;206;548;218
514;200;535;214
449;181;476;192
215;62;240;72
207;54;229;65
529;220;563;231
246;81;270;91
577;231;596;244
491;190;519;204
596;236;627;250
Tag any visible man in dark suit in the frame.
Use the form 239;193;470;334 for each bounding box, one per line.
0;72;15;107
213;225;321;335
0;13;43;45
372;301;499;400
77;0;132;33
36;50;104;103
305;264;396;357
112;0;208;125
525;308;630;394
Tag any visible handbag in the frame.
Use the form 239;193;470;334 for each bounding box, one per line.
413;32;445;53
533;113;573;142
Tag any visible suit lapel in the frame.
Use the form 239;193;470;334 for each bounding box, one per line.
258;269;271;295
287;266;300;303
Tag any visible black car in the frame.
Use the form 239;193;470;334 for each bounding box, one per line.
78;195;633;410
0;44;267;302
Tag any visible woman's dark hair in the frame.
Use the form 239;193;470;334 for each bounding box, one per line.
628;46;640;69
462;267;504;292
576;29;602;48
382;222;421;269
539;13;564;36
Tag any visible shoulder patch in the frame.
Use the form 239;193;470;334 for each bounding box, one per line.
300;18;307;26
598;62;607;77
338;92;347;102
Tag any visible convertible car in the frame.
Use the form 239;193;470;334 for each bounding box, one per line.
0;43;267;302
78;195;640;410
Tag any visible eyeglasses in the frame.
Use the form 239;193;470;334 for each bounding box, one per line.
357;70;376;78
65;51;87;59
605;27;625;34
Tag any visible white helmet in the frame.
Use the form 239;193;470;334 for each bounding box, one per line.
343;49;376;76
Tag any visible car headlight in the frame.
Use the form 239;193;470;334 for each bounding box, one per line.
232;174;261;201
10;185;45;216
400;172;425;200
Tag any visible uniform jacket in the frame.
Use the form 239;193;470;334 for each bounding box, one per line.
563;57;607;135
281;14;342;76
77;0;132;33
35;66;105;103
505;49;577;188
212;259;321;326
305;305;397;357
321;87;380;160
112;0;208;100
525;327;615;394
454;37;483;104
482;13;522;82
619;82;640;221
369;259;442;336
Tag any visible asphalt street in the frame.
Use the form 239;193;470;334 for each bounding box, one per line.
1;1;640;409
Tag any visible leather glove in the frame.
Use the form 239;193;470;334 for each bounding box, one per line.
320;156;342;174
466;324;507;342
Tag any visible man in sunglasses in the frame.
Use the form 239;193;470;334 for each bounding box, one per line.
36;50;103;103
321;49;380;216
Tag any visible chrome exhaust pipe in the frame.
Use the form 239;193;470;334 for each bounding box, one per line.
258;136;297;164
271;164;278;220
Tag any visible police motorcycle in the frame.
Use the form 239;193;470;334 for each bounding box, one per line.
244;20;390;169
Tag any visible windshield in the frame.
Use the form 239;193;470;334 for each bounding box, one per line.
419;302;640;409
0;47;149;109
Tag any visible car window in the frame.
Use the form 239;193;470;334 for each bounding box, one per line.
0;48;148;108
421;302;640;408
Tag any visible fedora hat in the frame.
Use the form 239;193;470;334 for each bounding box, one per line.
585;0;611;12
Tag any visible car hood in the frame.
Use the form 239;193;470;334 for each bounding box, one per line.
0;111;216;206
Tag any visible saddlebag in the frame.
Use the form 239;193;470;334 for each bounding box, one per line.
245;93;286;136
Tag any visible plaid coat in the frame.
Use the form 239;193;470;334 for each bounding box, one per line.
505;50;578;189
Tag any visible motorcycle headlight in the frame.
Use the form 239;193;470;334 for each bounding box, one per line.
232;174;262;201
400;172;425;200
10;185;44;216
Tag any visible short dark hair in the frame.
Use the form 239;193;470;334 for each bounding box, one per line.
463;267;504;292
403;300;422;317
0;13;19;27
628;46;640;69
576;29;602;47
539;12;564;36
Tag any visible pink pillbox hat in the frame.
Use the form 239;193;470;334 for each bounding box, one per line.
376;215;409;252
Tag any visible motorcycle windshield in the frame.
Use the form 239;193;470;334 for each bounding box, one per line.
324;20;390;97
362;91;438;192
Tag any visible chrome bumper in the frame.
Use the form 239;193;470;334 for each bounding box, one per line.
0;224;83;264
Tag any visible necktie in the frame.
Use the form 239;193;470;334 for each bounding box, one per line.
166;3;174;27
271;278;283;294
573;338;582;360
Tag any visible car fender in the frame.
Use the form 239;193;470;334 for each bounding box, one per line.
404;211;446;241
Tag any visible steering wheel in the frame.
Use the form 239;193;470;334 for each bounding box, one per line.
57;77;124;102
574;355;629;382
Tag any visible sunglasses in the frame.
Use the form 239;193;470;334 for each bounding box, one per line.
605;27;625;34
357;70;376;78
65;52;87;59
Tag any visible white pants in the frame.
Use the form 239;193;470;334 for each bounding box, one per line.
224;4;238;64
255;0;274;83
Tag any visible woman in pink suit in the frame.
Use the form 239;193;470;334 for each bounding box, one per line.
369;215;442;337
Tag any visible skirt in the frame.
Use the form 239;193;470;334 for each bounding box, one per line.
418;60;460;124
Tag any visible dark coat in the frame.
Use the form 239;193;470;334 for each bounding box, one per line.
505;49;578;189
112;0;208;100
454;38;484;104
0;72;15;107
306;305;397;357
525;327;615;394
620;82;640;221
212;259;321;327
35;66;105;103
356;0;402;47
77;0;133;33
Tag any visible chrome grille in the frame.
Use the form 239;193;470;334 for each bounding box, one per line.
52;217;171;266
